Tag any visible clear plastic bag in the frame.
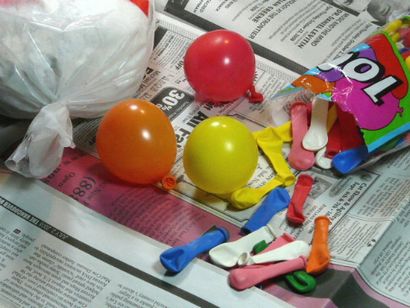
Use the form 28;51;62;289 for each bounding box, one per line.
0;0;155;177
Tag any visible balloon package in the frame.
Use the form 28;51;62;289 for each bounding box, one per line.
271;16;410;174
0;0;155;178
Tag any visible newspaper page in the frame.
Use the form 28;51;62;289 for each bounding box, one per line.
64;11;410;307
42;148;409;307
42;148;243;248
320;0;410;25
0;170;290;308
269;148;410;268
45;149;337;307
359;202;410;306
357;150;410;306
163;0;378;73
267;149;410;307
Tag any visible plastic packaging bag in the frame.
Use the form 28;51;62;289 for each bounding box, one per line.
270;16;410;174
0;0;155;177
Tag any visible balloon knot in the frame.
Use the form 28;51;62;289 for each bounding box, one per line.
248;85;264;104
161;174;177;190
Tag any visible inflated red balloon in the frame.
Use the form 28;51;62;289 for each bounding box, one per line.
96;99;176;185
184;30;260;103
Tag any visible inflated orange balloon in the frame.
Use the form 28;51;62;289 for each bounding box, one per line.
96;99;177;185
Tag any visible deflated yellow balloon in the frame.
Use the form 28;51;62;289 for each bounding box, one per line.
183;116;258;195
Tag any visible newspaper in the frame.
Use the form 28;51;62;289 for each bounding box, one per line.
162;0;378;73
1;0;410;307
64;5;410;307
0;170;289;307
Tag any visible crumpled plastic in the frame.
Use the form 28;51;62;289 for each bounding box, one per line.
0;0;155;177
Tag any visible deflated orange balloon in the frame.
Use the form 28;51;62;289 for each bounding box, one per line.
96;99;176;185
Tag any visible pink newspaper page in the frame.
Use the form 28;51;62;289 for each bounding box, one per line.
43;148;406;308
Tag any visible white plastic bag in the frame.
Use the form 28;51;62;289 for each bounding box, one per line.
0;0;155;177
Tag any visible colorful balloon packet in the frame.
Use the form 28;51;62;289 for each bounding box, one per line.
273;16;410;172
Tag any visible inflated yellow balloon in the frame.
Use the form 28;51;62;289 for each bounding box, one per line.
183;116;258;195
